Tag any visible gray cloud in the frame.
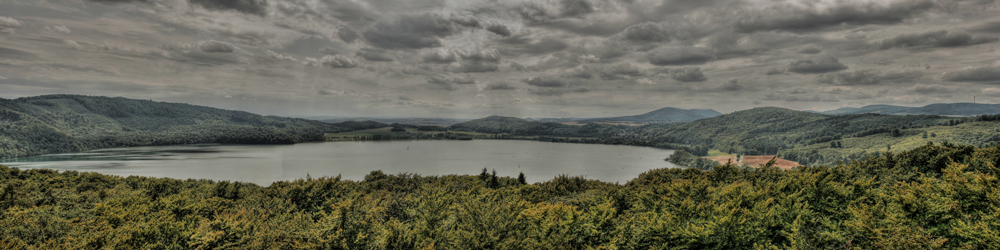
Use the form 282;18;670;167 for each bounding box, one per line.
189;0;269;16
583;63;643;80
529;88;565;96
157;42;242;65
314;55;360;68
620;22;671;43
450;16;481;28
452;49;501;73
765;92;839;102
422;50;458;64
909;84;953;95
586;40;629;60
878;30;998;49
426;75;451;85
646;47;715;66
199;40;236;53
52;25;71;33
671;67;707;82
942;66;1000;82
788;56;848;74
12;0;1000;117
319;46;340;55
523;76;567;87
355;48;394;62
721;78;742;91
426;77;457;91
764;68;786;75
528;87;589;96
817;69;922;85
0;16;22;28
338;26;360;43
970;21;1000;33
509;62;527;71
797;44;822;54
427;74;476;85
451;75;476;85
735;0;935;33
209;28;274;46
459;49;501;63
485;24;513;37
453;62;499;73
517;3;557;23
482;81;517;90
0;16;22;33
498;36;570;56
560;0;594;18
86;0;149;3
363;14;462;50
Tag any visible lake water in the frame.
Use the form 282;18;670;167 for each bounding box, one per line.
1;140;680;186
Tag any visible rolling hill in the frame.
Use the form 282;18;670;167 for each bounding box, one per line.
0;95;363;159
820;103;1000;116
448;115;620;137
637;107;1000;165
579;107;722;123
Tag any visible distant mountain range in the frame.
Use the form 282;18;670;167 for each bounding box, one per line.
817;103;1000;116
316;117;470;126
579;107;722;123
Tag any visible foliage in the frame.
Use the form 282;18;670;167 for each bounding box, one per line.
4;142;1000;248
666;150;719;170
0;95;372;160
449;116;622;137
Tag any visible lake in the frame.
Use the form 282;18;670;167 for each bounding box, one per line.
0;140;680;186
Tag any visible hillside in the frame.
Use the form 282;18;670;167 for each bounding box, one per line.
0;95;353;159
448;115;620;137
580;107;722;123
821;103;1000;116
636;107;1000;164
318;117;469;126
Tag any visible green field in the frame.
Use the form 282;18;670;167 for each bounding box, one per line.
780;121;1000;164
706;149;736;157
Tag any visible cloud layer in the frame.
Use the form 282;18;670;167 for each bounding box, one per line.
1;0;998;118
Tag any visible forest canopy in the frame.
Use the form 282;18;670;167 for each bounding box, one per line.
3;142;1000;249
0;95;383;160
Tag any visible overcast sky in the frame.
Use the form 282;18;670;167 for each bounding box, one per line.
1;0;1000;118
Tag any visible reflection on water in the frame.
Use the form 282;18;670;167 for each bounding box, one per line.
3;145;234;163
1;140;681;186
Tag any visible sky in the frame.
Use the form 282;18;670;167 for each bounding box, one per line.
1;0;1000;118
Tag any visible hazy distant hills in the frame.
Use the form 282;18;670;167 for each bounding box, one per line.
0;95;364;159
819;103;1000;116
449;115;622;137
579;107;722;123
317;117;470;126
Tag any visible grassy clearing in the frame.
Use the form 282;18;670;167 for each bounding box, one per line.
706;149;736;157
781;121;1000;165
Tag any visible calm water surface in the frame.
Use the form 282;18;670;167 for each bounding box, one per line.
1;140;680;185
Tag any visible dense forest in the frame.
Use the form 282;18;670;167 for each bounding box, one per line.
449;116;623;138
635;107;955;155
2;142;1000;249
0;95;379;160
448;108;1000;166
